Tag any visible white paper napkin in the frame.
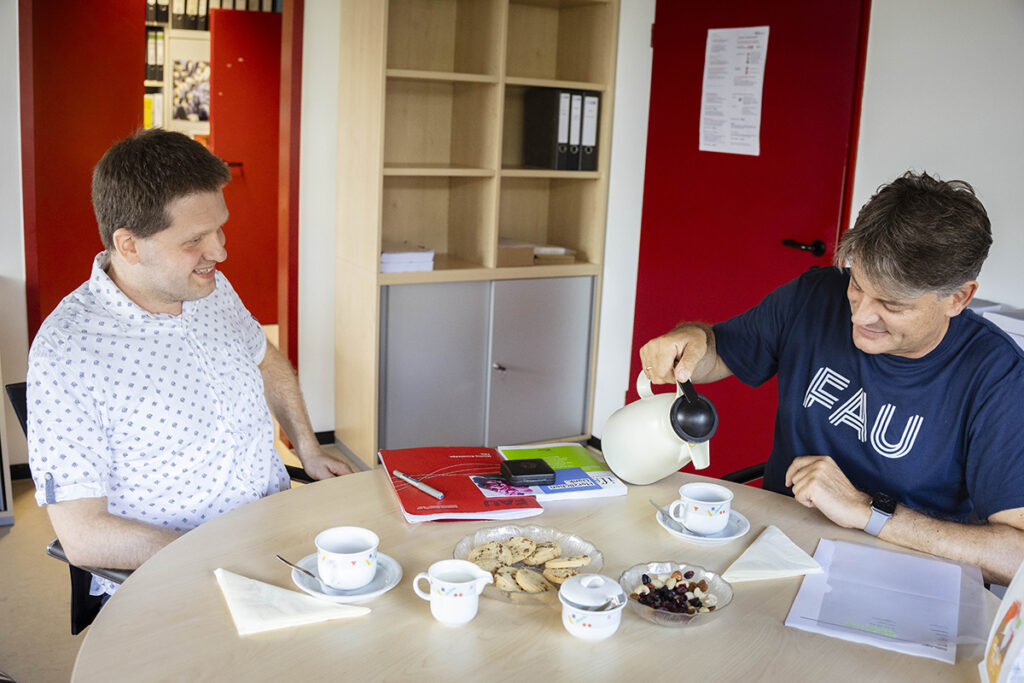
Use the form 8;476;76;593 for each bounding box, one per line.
721;525;823;583
214;568;370;636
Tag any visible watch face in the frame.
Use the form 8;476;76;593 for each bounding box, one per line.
872;492;897;515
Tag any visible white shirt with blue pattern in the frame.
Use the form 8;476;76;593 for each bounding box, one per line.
28;253;290;594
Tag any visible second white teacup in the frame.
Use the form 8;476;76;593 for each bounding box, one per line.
669;482;733;536
315;526;379;590
413;559;493;626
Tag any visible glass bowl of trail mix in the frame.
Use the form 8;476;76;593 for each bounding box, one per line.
618;562;733;627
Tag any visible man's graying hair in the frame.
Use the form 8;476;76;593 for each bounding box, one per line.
835;171;991;298
92;128;231;250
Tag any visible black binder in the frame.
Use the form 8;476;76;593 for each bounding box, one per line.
146;28;156;81
578;91;600;171
157;0;170;22
154;26;164;81
185;0;199;29
522;88;572;170
171;0;187;28
197;0;209;30
147;0;157;23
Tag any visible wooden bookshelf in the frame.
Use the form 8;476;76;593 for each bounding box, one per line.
335;0;619;466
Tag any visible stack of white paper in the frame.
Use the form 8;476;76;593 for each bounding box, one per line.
380;240;434;273
785;540;961;663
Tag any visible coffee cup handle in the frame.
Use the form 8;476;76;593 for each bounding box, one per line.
413;573;431;601
668;499;686;522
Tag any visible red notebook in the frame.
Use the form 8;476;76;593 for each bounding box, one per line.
378;447;544;524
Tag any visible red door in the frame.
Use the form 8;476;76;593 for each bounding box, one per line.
209;9;281;324
628;1;870;479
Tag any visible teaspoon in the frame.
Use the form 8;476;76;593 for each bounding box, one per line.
275;554;341;594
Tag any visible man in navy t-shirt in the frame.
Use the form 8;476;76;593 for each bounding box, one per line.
640;171;1024;585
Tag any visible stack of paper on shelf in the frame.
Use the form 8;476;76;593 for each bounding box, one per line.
498;442;626;501
380;240;435;273
378;446;543;523
533;244;576;265
983;309;1024;351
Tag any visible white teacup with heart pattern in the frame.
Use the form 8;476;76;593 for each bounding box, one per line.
315;526;379;590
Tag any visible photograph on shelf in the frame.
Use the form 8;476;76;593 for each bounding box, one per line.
172;59;211;122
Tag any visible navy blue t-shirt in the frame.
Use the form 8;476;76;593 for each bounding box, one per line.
714;266;1024;521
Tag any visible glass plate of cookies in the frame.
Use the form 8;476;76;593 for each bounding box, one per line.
453;525;604;605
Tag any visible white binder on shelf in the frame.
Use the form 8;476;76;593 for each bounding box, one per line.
579;92;600;171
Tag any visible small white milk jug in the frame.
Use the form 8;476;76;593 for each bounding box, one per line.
601;372;715;485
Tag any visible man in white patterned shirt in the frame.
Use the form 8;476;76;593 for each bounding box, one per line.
28;129;351;594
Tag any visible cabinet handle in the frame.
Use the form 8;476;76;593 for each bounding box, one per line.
492;363;507;372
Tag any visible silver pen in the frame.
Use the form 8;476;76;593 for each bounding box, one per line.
392;470;445;500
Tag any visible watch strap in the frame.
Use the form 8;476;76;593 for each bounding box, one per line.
864;506;891;536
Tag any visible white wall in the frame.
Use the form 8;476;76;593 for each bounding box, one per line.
1;1;29;466
851;0;1024;308
591;0;655;437
297;0;341;432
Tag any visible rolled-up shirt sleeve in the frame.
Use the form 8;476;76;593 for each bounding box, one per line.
28;336;110;505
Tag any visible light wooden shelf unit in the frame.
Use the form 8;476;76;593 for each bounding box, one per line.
335;0;619;466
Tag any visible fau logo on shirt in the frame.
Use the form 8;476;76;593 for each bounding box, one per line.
803;367;924;459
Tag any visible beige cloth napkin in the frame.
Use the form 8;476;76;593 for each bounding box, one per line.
721;525;823;583
214;568;370;636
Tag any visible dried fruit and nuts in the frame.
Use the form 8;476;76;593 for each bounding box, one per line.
628;569;718;614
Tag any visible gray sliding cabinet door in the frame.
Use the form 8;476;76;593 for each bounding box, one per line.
379;281;490;449
486;276;594;446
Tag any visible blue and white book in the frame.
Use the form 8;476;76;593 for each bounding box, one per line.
498;442;627;501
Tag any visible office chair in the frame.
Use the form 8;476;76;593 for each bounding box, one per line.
5;381;129;634
720;462;766;484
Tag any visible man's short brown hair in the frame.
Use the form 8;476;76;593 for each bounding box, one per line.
92;129;231;250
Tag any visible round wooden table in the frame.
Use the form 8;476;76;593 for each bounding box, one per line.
72;469;996;681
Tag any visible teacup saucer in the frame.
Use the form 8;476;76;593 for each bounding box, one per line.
656;509;750;546
291;552;402;604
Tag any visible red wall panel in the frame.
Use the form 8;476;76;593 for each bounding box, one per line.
210;9;281;325
22;0;145;338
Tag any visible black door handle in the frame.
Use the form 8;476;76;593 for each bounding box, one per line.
782;239;826;257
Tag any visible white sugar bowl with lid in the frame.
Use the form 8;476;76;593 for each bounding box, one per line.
557;573;628;641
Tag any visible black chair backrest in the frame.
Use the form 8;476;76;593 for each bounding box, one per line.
5;382;27;436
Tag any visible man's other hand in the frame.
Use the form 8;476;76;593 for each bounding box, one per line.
785;455;872;530
299;448;354;480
